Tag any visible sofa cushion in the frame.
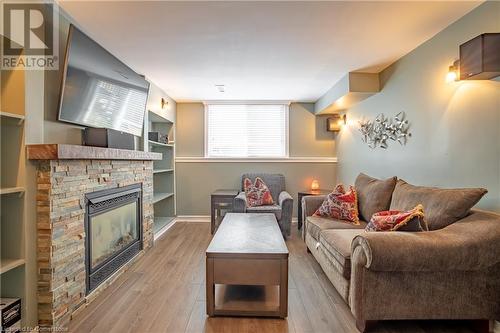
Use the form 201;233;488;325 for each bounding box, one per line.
241;173;285;203
355;173;397;222
246;204;282;220
365;204;427;232
313;184;360;224
390;179;487;230
319;229;365;279
306;216;366;241
244;177;274;207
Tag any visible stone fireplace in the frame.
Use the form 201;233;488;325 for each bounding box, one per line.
27;144;161;329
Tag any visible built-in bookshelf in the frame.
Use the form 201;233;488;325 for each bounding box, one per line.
1;110;27;326
143;109;176;240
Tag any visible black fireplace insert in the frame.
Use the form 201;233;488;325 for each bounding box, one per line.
85;183;142;294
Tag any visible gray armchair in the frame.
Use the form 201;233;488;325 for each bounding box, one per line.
233;173;293;237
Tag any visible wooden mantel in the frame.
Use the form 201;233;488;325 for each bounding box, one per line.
27;144;162;161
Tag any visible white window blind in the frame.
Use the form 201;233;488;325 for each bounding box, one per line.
206;104;289;158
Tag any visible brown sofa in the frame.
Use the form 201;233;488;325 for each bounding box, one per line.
302;174;500;332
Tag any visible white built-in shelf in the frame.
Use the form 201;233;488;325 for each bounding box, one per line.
0;187;25;195
153;192;174;204
149;110;173;124
149;140;174;148
0;258;25;275
153;216;175;236
0;111;25;124
153;168;174;174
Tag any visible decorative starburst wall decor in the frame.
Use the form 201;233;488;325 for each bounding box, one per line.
358;112;411;149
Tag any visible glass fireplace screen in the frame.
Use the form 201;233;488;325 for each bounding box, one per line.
90;202;138;269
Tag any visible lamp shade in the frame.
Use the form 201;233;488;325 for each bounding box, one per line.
311;179;320;190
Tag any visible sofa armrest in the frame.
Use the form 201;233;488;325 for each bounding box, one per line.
351;210;500;272
233;192;247;213
301;195;326;240
278;191;293;237
302;195;325;218
278;191;293;207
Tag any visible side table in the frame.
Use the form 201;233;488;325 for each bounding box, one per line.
210;189;239;234
297;189;330;230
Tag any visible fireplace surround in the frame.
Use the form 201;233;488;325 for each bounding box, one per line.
27;144;161;329
85;184;143;294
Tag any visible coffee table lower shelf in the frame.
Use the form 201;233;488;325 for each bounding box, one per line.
213;284;281;317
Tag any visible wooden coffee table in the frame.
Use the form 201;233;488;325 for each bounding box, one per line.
206;213;289;318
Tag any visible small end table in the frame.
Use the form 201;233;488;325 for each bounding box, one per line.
210;189;239;234
297;189;330;229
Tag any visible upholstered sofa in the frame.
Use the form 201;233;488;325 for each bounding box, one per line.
234;173;293;237
302;174;500;332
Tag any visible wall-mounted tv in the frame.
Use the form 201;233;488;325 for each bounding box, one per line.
58;24;150;137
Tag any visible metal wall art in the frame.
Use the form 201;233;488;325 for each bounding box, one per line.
358;112;411;149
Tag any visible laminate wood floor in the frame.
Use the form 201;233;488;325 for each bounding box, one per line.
68;222;486;333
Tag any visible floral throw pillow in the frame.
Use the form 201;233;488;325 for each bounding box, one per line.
313;184;360;224
243;177;274;207
366;204;428;232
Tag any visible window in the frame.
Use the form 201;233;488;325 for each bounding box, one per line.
205;103;289;158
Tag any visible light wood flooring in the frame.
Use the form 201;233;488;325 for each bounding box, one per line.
69;222;487;333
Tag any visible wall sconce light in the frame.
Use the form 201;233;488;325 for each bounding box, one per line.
161;98;168;109
311;179;320;190
446;60;460;83
327;114;347;132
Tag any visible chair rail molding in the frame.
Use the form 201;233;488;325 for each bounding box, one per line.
175;156;338;163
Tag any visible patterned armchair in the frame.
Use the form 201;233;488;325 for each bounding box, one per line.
233;173;293;237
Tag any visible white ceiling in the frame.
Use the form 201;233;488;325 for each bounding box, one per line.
58;1;481;102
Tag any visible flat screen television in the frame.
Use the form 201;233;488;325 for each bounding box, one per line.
58;24;150;137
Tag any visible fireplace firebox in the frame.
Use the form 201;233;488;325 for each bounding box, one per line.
85;184;143;294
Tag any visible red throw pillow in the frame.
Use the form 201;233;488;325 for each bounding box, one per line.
243;177;274;207
313;184;360;224
366;204;427;232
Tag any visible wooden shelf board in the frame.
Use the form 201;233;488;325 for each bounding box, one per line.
153;168;174;174
0;111;25;122
153;192;174;204
214;284;280;314
149;140;174;148
0;258;25;275
27;144;162;161
148;110;173;124
0;187;25;195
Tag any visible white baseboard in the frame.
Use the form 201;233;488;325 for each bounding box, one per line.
175;215;210;222
175;215;298;223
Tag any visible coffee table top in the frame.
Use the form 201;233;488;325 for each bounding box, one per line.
206;213;288;258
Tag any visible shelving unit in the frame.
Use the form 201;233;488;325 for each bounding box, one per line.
0;115;27;323
1;48;29;327
143;108;176;240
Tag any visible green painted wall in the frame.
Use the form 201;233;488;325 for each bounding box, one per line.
336;1;500;212
175;102;337;216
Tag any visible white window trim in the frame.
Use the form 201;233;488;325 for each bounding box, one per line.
204;101;290;159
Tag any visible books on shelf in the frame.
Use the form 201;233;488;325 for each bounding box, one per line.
1;298;21;332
